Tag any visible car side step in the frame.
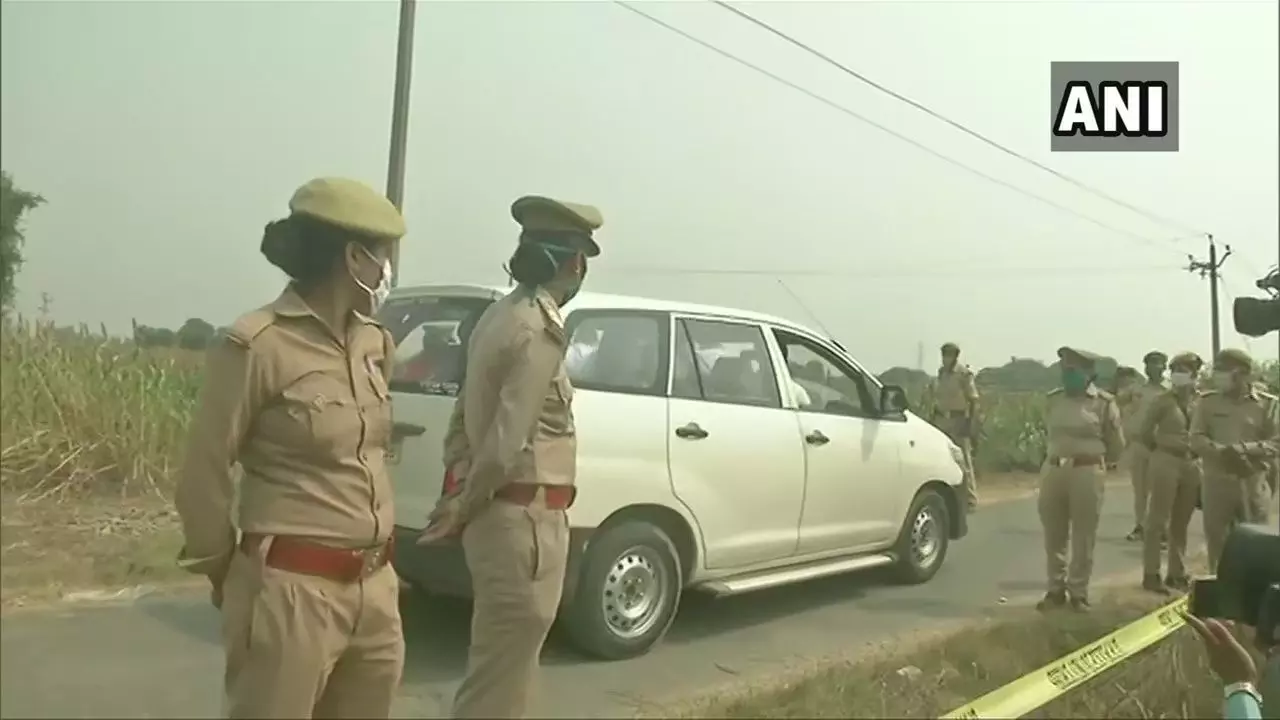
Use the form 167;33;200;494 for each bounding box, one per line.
697;553;896;597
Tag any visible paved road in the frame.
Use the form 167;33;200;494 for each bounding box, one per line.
1;485;1194;719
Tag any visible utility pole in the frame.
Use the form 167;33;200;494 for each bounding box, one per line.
385;0;417;289
916;341;924;371
1186;233;1231;358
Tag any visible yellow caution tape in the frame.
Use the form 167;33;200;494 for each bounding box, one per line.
940;596;1188;719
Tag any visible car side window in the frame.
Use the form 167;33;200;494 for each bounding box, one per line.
671;319;705;400
773;329;877;418
564;311;669;397
679;318;781;409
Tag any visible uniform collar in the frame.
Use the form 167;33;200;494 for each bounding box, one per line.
270;284;382;330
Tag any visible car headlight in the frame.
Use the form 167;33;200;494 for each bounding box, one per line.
949;444;966;468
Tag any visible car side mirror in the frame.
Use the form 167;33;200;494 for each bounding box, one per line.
880;385;908;415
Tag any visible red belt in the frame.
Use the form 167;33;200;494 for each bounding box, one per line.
1048;454;1106;468
495;484;575;511
241;534;394;583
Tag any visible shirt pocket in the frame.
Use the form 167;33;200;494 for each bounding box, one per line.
539;375;575;436
277;373;360;454
362;354;393;449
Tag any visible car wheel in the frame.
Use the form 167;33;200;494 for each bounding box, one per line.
562;520;682;661
890;488;950;584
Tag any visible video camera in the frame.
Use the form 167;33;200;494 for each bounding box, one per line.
1232;268;1280;337
1190;524;1280;647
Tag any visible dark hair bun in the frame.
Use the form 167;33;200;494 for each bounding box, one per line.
260;218;306;280
507;243;558;286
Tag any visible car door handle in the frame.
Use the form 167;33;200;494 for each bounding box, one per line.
675;422;709;440
392;421;427;440
805;430;830;446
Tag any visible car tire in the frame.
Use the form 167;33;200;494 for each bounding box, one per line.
562;520;683;661
890;488;951;585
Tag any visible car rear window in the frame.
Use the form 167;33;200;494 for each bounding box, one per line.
378;295;493;395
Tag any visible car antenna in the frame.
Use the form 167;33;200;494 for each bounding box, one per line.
775;276;835;340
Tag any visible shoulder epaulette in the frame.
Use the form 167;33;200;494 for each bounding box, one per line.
1047;387;1064;396
224;307;276;348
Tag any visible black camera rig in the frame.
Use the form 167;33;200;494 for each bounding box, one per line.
1232;267;1280;337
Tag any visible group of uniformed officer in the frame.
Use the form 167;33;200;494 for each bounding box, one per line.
175;174;1275;717
175;177;600;719
928;341;1278;613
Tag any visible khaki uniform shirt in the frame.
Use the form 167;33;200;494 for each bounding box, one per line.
930;364;979;414
1189;389;1279;475
1044;385;1125;464
175;286;395;576
1139;390;1196;455
1118;380;1167;441
444;286;575;514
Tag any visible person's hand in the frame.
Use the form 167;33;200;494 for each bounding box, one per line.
1180;611;1258;685
417;495;465;544
208;568;228;610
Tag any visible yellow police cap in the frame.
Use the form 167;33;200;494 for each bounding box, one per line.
511;195;603;257
289;177;406;240
1215;348;1254;370
1057;346;1101;367
1169;351;1204;370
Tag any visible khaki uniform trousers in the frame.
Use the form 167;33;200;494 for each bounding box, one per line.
1038;463;1106;598
1202;468;1273;573
938;414;978;509
1124;443;1152;528
220;539;404;719
452;499;570;719
1142;450;1201;580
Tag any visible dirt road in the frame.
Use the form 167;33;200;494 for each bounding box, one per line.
1;486;1185;719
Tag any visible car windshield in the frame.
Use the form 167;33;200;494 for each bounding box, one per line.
377;294;493;395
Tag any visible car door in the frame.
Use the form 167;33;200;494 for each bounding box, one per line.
666;315;807;570
772;328;903;553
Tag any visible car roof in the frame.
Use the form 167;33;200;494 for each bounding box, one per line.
387;282;821;337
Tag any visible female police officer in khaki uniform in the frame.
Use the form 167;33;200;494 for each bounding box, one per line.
175;177;407;719
1037;346;1124;613
422;196;602;719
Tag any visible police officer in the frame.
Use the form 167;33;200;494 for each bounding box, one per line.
1117;350;1169;542
1139;352;1204;595
1037;346;1124;613
928;342;980;511
175;178;406;718
421;196;601;719
1190;348;1279;573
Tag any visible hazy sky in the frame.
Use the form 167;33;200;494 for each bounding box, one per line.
2;0;1277;372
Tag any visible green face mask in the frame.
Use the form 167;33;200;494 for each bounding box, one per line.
1062;368;1090;393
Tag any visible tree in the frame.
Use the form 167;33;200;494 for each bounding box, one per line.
0;171;46;311
176;317;216;351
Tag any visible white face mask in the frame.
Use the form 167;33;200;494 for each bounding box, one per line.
350;246;392;313
1169;371;1195;388
1212;370;1237;391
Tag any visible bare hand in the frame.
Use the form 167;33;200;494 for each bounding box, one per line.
417;496;464;545
1180;611;1258;685
208;571;227;610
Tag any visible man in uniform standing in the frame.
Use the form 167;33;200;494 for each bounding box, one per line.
927;342;980;511
1037;346;1125;613
1118;350;1169;542
420;196;602;719
1190;348;1279;572
1138;352;1204;595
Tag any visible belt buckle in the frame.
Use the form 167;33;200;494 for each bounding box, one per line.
360;546;384;577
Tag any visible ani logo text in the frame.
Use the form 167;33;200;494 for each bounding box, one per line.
1050;61;1179;153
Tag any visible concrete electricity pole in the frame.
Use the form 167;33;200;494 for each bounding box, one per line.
1185;233;1231;359
385;0;417;289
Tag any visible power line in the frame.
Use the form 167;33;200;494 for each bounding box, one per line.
712;0;1206;240
615;2;1184;250
603;264;1181;279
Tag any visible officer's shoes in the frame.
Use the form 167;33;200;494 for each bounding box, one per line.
1165;575;1191;592
1125;526;1143;542
1036;591;1067;611
1069;596;1092;613
1142;575;1170;595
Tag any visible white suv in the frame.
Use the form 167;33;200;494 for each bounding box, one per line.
381;284;969;660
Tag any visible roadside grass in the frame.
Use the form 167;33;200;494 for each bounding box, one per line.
669;592;1232;719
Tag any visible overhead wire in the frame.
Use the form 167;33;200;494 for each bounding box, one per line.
711;0;1207;242
603;264;1182;279
615;1;1189;251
